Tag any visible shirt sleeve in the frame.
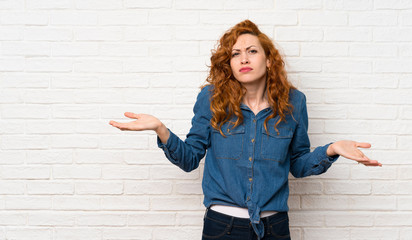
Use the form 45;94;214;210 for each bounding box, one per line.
289;93;340;178
157;86;212;172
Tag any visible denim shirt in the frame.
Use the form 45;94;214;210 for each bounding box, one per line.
157;85;339;239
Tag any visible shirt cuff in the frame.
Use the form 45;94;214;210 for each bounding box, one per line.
319;142;340;164
157;129;179;162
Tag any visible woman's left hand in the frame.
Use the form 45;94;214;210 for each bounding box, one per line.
326;140;382;167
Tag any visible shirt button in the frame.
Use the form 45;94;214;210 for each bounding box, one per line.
248;157;252;161
247;197;250;201
249;178;253;182
251;139;255;143
253;119;256;123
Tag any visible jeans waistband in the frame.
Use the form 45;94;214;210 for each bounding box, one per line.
205;207;287;227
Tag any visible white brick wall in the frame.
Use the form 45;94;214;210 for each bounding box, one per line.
0;1;410;239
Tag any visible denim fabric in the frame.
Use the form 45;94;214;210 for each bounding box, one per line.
158;85;339;239
202;208;290;240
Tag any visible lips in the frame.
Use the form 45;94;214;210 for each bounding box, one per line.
239;67;252;73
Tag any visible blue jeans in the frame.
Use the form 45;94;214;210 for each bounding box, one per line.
202;208;291;240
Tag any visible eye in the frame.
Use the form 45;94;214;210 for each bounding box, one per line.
231;52;240;57
249;49;257;54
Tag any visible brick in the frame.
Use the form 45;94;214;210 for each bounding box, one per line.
374;28;412;42
0;181;25;194
0;58;24;71
74;150;123;164
375;213;412;226
351;166;397;180
74;60;122;73
304;228;350;240
53;166;101;179
74;27;122;41
285;58;322;73
125;26;173;41
373;181;412;195
51;135;99;149
128;212;176;226
149;10;198;25
124;0;172;9
375;0;412;9
2;42;50;56
301;43;349;57
28;212;75;226
302;196;349;210
53;196;100;210
301;12;347;26
0;12;48;25
102;165;149;179
24;90;74;104
24;27;72;41
323;90;373;104
289;180;323;195
402;228;412;240
0;120;25;134
26;120;75;134
51;43;99;56
399;166;412;179
348;105;397;120
6;196;51;210
6;228;52;240
175;26;225;41
276;0;322;9
324;181;371;195
76;120;120;134
0;27;23;40
288;211;324;227
124;181;173;195
26;0;72;9
326;27;372;41
52;105;99;119
0;151;25;165
99;74;150;88
349;75;398;89
153;227;202;240
276;27;323;41
100;135;149;150
150;73;203;88
122;88;173;104
175;182;203;195
350;43;398;57
100;43;149;57
99;11;147;26
27;181;74;195
248;11;297;26
124;150;170;165
374;89;412;104
124;58;172;73
150;165;199;180
324;212;373;227
401;11;412;25
351;228;399;240
54;228;101;240
349;196;396;210
150;42;199;57
1;136;49;150
101;196;149;210
323;60;372;73
349;12;398;26
300;75;348;89
73;90;123;103
175;0;224;9
0;73;49;88
324;0;373;10
307;104;347;119
176;211;204;226
0;0;24;9
1;166;50;179
102;228;152;240
50;12;98;25
151;197;202;210
0;212;26;225
200;12;249;25
400;44;412;57
398;197;412;210
26;58;72;72
77;213;126;226
75;0;122;10
75;181;123;195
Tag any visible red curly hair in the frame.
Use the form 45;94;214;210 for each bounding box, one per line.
204;19;296;135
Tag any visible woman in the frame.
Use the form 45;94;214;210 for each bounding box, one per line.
109;20;382;240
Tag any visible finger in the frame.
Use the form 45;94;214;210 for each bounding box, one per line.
355;142;371;149
124;112;139;119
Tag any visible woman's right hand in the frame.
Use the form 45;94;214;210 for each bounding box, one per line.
109;112;170;143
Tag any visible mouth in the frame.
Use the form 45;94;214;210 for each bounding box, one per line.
239;67;253;73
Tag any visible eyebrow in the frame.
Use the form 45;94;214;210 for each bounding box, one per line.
232;45;257;51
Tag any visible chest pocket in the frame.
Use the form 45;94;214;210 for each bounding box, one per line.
260;124;293;163
212;124;245;160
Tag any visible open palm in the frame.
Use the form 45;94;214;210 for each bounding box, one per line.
109;112;161;131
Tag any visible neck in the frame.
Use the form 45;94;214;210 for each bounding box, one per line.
241;79;268;115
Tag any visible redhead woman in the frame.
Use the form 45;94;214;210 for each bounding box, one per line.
109;20;382;240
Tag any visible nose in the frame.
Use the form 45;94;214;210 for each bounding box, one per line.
241;57;249;64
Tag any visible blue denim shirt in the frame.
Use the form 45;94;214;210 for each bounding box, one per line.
158;85;339;239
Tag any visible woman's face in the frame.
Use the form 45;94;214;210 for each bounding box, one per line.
230;34;270;86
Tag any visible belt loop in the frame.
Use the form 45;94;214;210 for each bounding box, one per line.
227;216;234;235
204;207;209;221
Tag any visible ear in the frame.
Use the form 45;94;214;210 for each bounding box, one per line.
266;59;270;68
